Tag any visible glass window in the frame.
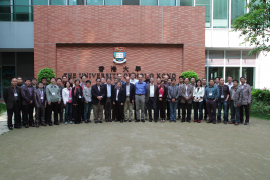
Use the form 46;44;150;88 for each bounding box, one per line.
213;0;228;28
2;66;15;96
32;0;48;5
242;67;254;87
226;67;240;81
122;0;139;5
196;0;211;28
225;51;240;65
141;0;158;6
209;50;224;65
209;67;223;80
105;0;121;5
180;0;193;6
68;0;84;5
51;0;67;5
242;51;256;66
14;0;29;13
2;52;15;66
159;0;175;6
86;0;103;5
231;0;246;25
0;0;10;5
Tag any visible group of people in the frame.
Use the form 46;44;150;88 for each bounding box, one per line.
4;72;252;130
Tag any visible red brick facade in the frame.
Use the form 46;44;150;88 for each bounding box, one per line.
34;5;205;80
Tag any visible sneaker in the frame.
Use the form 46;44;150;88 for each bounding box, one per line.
65;122;68;125
70;121;72;124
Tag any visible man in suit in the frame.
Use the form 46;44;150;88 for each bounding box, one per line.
91;78;106;123
177;76;184;120
113;81;125;123
57;78;64;123
168;78;181;122
239;77;252;125
33;82;47;127
122;76;135;122
145;77;158;122
180;77;193;122
4;78;21;130
41;77;49;124
104;78;114;122
21;78;35;128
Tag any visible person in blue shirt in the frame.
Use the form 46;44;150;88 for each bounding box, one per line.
205;79;220;124
134;75;147;122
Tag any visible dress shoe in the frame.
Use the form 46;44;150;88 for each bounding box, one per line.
41;123;47;126
169;120;172;122
95;121;98;124
99;121;102;123
124;120;127;122
129;120;132;122
108;119;112;122
224;121;228;124
31;124;35;127
49;123;52;126
120;120;123;123
36;123;39;128
88;120;92;123
194;119;198;122
105;119;108;122
14;125;21;129
244;122;249;125
54;122;59;125
207;121;212;123
213;121;216;124
25;124;29;128
187;120;191;123
181;119;185;122
85;121;88;123
235;123;239;125
197;120;201;123
114;120;118;122
174;120;176;123
8;126;13;130
141;120;145;123
229;121;234;124
135;120;140;122
217;120;221;123
149;120;152;122
177;117;181;120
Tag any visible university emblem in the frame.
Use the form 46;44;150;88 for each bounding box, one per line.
113;47;126;64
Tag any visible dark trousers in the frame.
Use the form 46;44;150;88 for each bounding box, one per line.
206;99;217;122
105;98;112;120
65;103;72;122
73;102;82;123
35;105;45;124
58;101;63;122
240;104;250;123
112;104;116;120
7;101;21;127
177;100;182;119
134;98;137;120
166;101;170;119
115;101;124;121
81;100;84;120
147;97;158;120
182;102;192;120
45;106;49;124
48;102;58;124
158;99;167;119
203;99;208;119
230;101;240;123
194;101;203;120
22;104;34;125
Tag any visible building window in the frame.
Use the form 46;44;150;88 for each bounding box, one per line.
209;50;224;65
105;0;121;5
14;0;30;21
242;51;256;66
141;0;158;6
242;67;254;87
196;0;211;28
213;0;228;28
231;0;246;26
68;0;84;5
122;0;139;5
32;0;48;5
225;51;240;65
159;0;176;6
226;67;240;81
209;67;223;80
50;0;67;5
180;0;193;6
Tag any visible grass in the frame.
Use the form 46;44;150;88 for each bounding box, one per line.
0;103;6;115
250;112;270;120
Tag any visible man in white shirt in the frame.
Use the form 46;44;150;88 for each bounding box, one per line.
122;77;135;122
145;77;158;122
130;72;139;120
225;75;233;91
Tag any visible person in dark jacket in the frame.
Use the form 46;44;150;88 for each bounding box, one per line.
112;81;125;123
72;79;83;124
122;77;135;122
21;78;35;128
155;80;168;123
4;78;21;130
33;82;47;127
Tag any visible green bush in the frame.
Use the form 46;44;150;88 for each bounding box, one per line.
180;71;199;82
0;103;7;115
37;68;56;85
250;88;270;119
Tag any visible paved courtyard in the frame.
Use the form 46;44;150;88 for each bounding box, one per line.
0;113;270;180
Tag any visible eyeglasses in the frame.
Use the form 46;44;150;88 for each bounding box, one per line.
97;80;101;82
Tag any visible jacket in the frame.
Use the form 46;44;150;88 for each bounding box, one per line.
205;85;220;101
34;88;47;108
3;86;21;109
21;85;35;106
167;85;180;102
46;84;61;103
72;86;83;104
122;83;135;103
238;83;252;105
233;86;243;107
193;87;205;102
146;83;158;103
91;84;106;105
155;86;168;102
83;87;92;102
62;87;72;104
180;84;193;104
112;87;125;104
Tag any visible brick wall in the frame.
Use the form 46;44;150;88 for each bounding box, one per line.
34;5;205;80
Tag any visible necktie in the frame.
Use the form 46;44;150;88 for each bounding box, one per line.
41;90;43;102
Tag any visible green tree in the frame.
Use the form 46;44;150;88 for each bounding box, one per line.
37;68;56;85
233;0;270;55
180;71;199;81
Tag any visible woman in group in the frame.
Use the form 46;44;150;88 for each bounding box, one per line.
62;81;73;125
83;80;92;123
193;79;205;123
72;79;83;124
155;80;168;123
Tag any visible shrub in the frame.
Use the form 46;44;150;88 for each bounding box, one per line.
250;88;270;119
37;68;56;85
180;71;199;82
